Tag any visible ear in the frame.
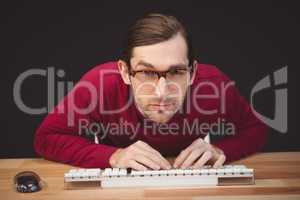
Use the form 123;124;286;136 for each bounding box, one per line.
189;60;198;85
117;60;131;85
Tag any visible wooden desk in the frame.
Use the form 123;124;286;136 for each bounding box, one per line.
1;152;300;200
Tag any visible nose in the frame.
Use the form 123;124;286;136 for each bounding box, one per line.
155;77;168;98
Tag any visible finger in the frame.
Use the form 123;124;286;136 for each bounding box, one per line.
134;154;161;170
135;147;170;170
213;154;226;168
173;149;189;168
192;150;213;169
193;137;205;146
136;141;171;169
180;147;206;169
128;160;148;171
136;141;169;162
173;140;205;168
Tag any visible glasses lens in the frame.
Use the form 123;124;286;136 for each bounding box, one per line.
134;70;189;82
166;70;189;81
135;71;158;81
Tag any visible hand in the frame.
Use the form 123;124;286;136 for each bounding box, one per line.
109;140;172;171
173;138;226;169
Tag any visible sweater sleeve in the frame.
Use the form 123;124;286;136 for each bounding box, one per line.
34;72;118;168
211;77;269;162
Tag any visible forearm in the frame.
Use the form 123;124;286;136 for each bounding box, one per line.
34;129;118;168
212;122;269;162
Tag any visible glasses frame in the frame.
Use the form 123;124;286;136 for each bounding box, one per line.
128;67;194;82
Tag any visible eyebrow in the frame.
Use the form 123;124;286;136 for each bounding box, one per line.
135;60;188;70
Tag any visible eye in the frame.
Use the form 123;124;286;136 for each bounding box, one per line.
142;71;157;77
169;69;187;75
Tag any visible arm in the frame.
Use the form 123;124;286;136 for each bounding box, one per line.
212;79;269;162
34;77;118;168
173;66;269;168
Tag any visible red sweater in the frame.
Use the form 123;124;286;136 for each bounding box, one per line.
34;62;269;168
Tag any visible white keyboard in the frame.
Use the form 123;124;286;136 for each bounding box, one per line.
64;165;254;188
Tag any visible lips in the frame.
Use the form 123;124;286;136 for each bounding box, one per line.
148;103;175;111
150;104;171;106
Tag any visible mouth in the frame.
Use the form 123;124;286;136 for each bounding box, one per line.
148;103;175;111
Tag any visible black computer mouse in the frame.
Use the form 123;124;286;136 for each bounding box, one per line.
14;171;42;193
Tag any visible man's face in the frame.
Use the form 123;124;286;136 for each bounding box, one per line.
128;33;194;123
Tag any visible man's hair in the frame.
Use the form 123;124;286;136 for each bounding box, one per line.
121;13;195;70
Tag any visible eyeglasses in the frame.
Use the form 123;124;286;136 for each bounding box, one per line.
129;68;192;82
14;171;42;193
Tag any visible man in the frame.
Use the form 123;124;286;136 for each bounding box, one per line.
34;13;268;170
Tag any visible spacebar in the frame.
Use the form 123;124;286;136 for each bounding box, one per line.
101;176;218;188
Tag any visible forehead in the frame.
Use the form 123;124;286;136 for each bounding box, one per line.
130;33;189;70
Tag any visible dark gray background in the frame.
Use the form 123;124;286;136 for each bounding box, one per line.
1;1;298;158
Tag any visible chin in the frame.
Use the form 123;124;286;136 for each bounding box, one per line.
151;118;169;124
148;112;174;123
